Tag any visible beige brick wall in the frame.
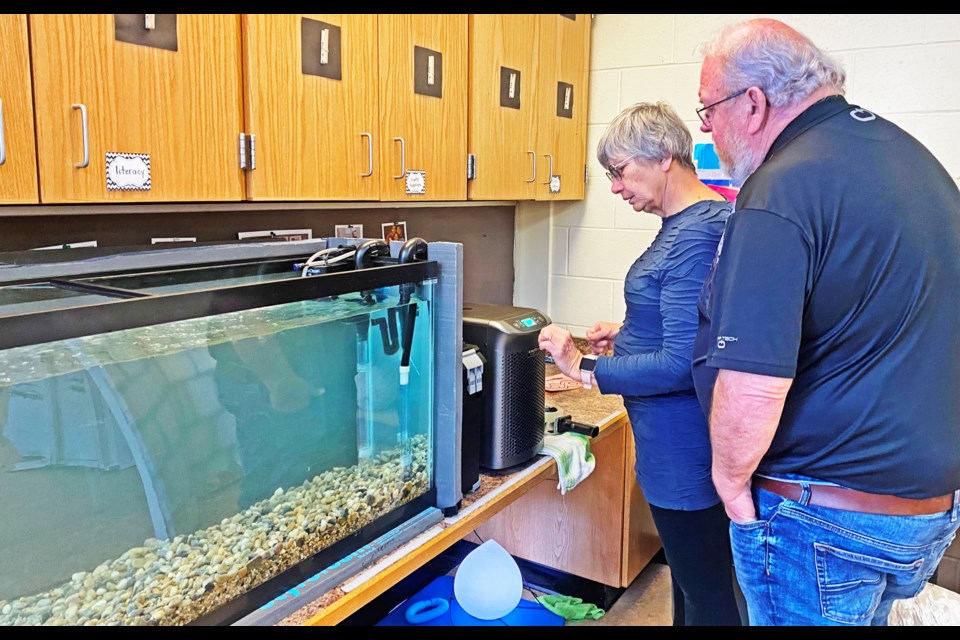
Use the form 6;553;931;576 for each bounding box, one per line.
514;14;960;329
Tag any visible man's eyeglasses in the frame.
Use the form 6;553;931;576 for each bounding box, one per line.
696;88;747;126
605;153;638;182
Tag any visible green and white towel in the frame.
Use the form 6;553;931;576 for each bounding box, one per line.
540;433;596;495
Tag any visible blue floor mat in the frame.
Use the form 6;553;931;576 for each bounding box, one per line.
376;575;564;626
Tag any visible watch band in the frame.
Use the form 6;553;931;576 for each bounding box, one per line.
579;355;597;390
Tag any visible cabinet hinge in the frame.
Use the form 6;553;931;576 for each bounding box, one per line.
585;164;588;183
467;154;476;180
238;133;257;171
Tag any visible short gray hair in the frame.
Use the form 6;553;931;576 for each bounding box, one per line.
700;18;846;108
596;102;695;172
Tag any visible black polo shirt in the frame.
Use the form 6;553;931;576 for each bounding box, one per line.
693;95;960;498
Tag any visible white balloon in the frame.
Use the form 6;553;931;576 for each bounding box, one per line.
453;539;523;620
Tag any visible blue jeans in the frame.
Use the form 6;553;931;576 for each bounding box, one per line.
730;481;960;625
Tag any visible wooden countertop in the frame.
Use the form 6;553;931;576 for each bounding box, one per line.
279;364;628;626
544;359;626;428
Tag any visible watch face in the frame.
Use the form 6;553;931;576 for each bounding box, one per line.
580;356;598;373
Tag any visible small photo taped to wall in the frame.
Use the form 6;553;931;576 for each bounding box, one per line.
334;224;363;239
382;221;407;243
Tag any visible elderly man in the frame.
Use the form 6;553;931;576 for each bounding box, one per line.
691;18;960;625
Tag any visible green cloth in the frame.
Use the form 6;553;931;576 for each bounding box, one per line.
535;594;605;621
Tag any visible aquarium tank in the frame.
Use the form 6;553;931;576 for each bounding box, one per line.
0;239;463;626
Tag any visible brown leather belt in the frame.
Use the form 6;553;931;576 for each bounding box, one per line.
753;476;955;516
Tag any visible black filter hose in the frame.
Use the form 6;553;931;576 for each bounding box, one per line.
399;303;417;368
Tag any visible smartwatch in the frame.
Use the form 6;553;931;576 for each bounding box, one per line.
579;355;598;390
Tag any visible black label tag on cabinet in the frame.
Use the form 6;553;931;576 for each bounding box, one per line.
114;15;178;52
301;18;342;80
560;14;577;20
557;82;574;119
500;67;521;110
414;46;443;99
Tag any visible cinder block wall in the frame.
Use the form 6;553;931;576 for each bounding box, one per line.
515;14;960;340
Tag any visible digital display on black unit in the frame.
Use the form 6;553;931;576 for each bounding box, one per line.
510;313;544;331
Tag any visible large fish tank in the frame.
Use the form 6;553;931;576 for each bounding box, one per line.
0;239;464;626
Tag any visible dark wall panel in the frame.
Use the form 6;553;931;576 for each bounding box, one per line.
0;206;515;305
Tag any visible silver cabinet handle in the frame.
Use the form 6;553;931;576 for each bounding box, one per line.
526;150;536;183
542;153;553;184
72;103;89;169
0;99;6;166
360;132;373;177
393;137;405;179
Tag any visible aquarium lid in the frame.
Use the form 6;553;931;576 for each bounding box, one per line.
0;239;364;285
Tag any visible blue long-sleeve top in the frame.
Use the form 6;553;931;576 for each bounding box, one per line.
594;199;731;510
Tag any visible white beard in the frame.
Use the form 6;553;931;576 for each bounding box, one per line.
717;129;761;187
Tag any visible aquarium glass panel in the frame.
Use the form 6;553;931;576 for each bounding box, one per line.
0;283;118;318
0;279;434;625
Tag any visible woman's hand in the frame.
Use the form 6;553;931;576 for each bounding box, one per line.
586;321;622;355
538;324;582;379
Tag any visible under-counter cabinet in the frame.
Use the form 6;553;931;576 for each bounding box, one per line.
241;15;380;201
475;415;661;589
29;14;245;203
378;15;468;201
0;15;39;204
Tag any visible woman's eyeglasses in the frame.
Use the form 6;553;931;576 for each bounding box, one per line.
605;153;638;182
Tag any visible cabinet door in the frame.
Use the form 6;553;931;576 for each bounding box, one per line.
622;426;664;586
467;15;540;201
475;419;628;586
378;15;467;201
536;14;591;201
241;15;379;201
0;15;39;204
30;14;244;203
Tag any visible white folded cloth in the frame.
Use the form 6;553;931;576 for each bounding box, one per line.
539;433;596;495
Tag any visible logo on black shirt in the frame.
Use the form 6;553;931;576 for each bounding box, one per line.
717;336;739;349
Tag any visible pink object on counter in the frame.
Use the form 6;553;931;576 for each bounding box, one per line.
707;183;739;202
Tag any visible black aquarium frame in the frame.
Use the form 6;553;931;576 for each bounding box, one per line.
0;260;439;351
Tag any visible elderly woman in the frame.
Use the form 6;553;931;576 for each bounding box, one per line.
538;102;740;626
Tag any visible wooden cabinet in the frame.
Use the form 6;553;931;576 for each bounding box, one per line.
535;14;591;202
242;14;466;203
621;426;663;584
378;15;468;202
241;15;380;201
0;15;39;204
29;14;244;203
380;14;467;200
17;14;587;207
475;415;661;588
467;15;541;201
467;14;592;202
